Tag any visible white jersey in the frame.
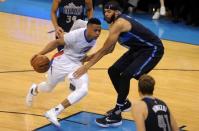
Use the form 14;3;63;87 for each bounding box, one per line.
51;27;96;71
70;19;88;31
63;28;96;62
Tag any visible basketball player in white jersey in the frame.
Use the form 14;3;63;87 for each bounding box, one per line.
25;18;101;127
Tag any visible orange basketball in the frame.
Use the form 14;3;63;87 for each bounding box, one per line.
31;55;50;73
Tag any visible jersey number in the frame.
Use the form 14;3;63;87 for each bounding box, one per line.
66;16;77;23
157;115;171;131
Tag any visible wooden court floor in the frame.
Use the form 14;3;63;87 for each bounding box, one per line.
0;12;199;131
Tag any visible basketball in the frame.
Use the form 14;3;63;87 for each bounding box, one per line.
31;55;50;73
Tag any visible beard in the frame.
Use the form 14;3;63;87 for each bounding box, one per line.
104;14;115;24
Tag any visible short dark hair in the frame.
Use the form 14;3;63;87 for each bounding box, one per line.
87;18;101;25
138;75;155;95
104;1;122;11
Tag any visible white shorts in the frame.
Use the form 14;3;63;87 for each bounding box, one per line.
47;52;88;88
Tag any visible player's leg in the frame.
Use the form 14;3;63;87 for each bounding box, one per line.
44;73;89;126
116;49;163;106
67;73;89;104
96;49;163;127
108;49;135;95
95;50;135;127
106;50;135;113
26;67;65;107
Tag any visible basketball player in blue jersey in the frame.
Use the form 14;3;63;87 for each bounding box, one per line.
51;0;93;91
132;75;178;131
73;1;164;127
51;0;93;51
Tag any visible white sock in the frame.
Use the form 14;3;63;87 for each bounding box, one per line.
53;104;64;116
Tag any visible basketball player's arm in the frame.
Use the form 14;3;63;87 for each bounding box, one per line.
85;0;93;19
170;112;179;131
132;102;146;131
73;19;128;78
81;53;96;63
51;0;64;38
37;38;65;55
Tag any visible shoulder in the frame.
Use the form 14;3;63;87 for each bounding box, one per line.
133;100;146;108
70;19;87;31
70;27;85;34
132;100;147;114
64;28;85;40
112;16;132;32
132;100;148;121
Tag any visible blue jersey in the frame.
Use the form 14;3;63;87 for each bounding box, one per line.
118;14;164;51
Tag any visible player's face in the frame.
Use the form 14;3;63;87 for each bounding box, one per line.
88;24;101;39
104;9;115;24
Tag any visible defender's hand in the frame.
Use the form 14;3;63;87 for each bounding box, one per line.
55;26;64;38
73;65;88;79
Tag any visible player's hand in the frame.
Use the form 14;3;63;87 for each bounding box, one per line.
73;65;89;79
30;54;39;66
55;26;64;38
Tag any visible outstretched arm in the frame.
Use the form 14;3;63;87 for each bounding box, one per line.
73;19;126;78
31;38;65;61
37;38;65;55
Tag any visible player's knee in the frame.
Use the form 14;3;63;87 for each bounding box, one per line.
79;84;88;96
108;66;120;76
38;81;55;93
43;87;54;92
120;72;132;80
67;84;88;104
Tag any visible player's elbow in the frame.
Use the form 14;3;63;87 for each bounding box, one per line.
106;47;114;54
108;49;114;54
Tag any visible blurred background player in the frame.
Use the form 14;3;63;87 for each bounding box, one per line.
132;74;178;131
51;0;93;51
26;18;101;127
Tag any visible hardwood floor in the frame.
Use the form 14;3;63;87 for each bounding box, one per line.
0;12;199;131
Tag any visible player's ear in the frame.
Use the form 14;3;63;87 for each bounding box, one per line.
115;10;121;16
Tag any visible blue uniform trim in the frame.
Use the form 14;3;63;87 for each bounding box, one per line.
123;31;158;54
84;29;93;43
134;56;152;76
118;32;133;43
128;32;158;76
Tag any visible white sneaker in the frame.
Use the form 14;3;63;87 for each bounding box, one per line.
160;6;166;16
44;109;60;127
152;11;160;20
26;84;37;107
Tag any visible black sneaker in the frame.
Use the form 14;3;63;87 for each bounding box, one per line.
69;83;76;91
95;112;122;127
106;99;132;115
